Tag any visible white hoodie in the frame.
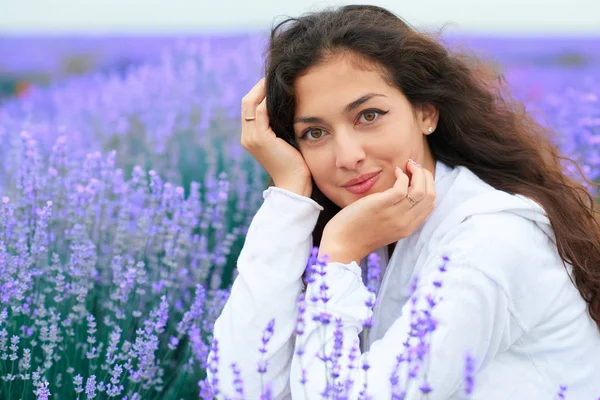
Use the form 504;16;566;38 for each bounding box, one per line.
208;161;600;399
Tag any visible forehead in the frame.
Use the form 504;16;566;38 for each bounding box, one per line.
294;54;393;111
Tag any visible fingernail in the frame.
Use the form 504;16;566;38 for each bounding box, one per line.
409;159;422;168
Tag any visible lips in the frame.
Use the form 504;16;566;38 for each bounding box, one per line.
342;171;382;187
343;171;381;195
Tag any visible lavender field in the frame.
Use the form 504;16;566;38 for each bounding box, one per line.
0;34;598;399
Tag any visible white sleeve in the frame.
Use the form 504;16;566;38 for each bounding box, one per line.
290;255;513;399
207;186;323;399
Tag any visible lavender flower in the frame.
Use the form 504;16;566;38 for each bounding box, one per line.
208;338;220;397
464;352;476;396
85;375;97;399
366;252;381;294
198;378;215;399
34;380;51;400
556;385;568;400
258;318;275;395
231;362;245;397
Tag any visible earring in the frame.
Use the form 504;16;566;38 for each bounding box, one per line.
428;127;434;133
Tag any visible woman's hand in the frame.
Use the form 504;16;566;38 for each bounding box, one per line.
319;160;436;264
241;77;312;198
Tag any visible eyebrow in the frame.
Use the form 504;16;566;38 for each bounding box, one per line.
293;93;386;125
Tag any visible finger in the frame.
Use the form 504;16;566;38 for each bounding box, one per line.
421;167;436;209
406;159;427;201
424;167;435;197
241;78;266;146
409;166;436;214
244;77;266;105
255;96;270;132
241;77;266;120
379;166;409;206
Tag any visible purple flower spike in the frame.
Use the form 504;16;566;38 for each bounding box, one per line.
300;369;308;385
366;252;381;293
439;255;450;272
304;247;320;286
198;378;214;399
419;382;433;394
231;362;245;397
330;317;344;379
259;318;275;354
556;385;568;400
295;293;306;336
409;276;419;296
464;352;476;396
34;381;51;400
257;319;275;375
85;375;97;399
208;338;220;397
260;382;273;400
313;312;332;325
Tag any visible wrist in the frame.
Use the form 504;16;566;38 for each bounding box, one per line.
275;181;312;198
318;237;363;265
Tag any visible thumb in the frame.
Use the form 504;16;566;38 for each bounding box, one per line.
379;166;410;206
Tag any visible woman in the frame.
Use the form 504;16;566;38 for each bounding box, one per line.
207;5;600;399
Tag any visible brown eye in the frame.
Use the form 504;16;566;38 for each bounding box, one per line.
358;109;388;124
307;129;325;140
363;111;378;122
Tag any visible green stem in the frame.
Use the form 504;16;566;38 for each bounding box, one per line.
156;347;188;398
23;375;31;400
169;367;189;400
7;359;15;398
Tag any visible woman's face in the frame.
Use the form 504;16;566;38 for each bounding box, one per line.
292;53;439;208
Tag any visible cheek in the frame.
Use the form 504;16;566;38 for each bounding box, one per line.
369;129;406;158
301;149;329;182
375;123;420;157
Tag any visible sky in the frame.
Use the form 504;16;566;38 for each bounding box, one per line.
0;0;599;35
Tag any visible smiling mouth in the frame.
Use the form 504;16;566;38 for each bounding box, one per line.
342;171;382;187
343;171;382;195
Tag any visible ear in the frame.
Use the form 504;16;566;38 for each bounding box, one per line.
416;103;439;135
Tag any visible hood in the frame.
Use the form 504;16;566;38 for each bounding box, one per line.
407;161;554;279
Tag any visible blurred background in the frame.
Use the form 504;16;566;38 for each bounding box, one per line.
1;0;599;100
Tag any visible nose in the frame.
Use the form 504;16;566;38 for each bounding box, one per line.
334;131;366;170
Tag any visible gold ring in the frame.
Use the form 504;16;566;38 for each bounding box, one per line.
244;116;256;121
406;194;418;207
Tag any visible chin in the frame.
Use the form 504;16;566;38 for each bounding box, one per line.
339;194;363;208
329;195;350;209
339;199;353;208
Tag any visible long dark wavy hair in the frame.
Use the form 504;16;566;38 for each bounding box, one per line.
261;5;600;330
